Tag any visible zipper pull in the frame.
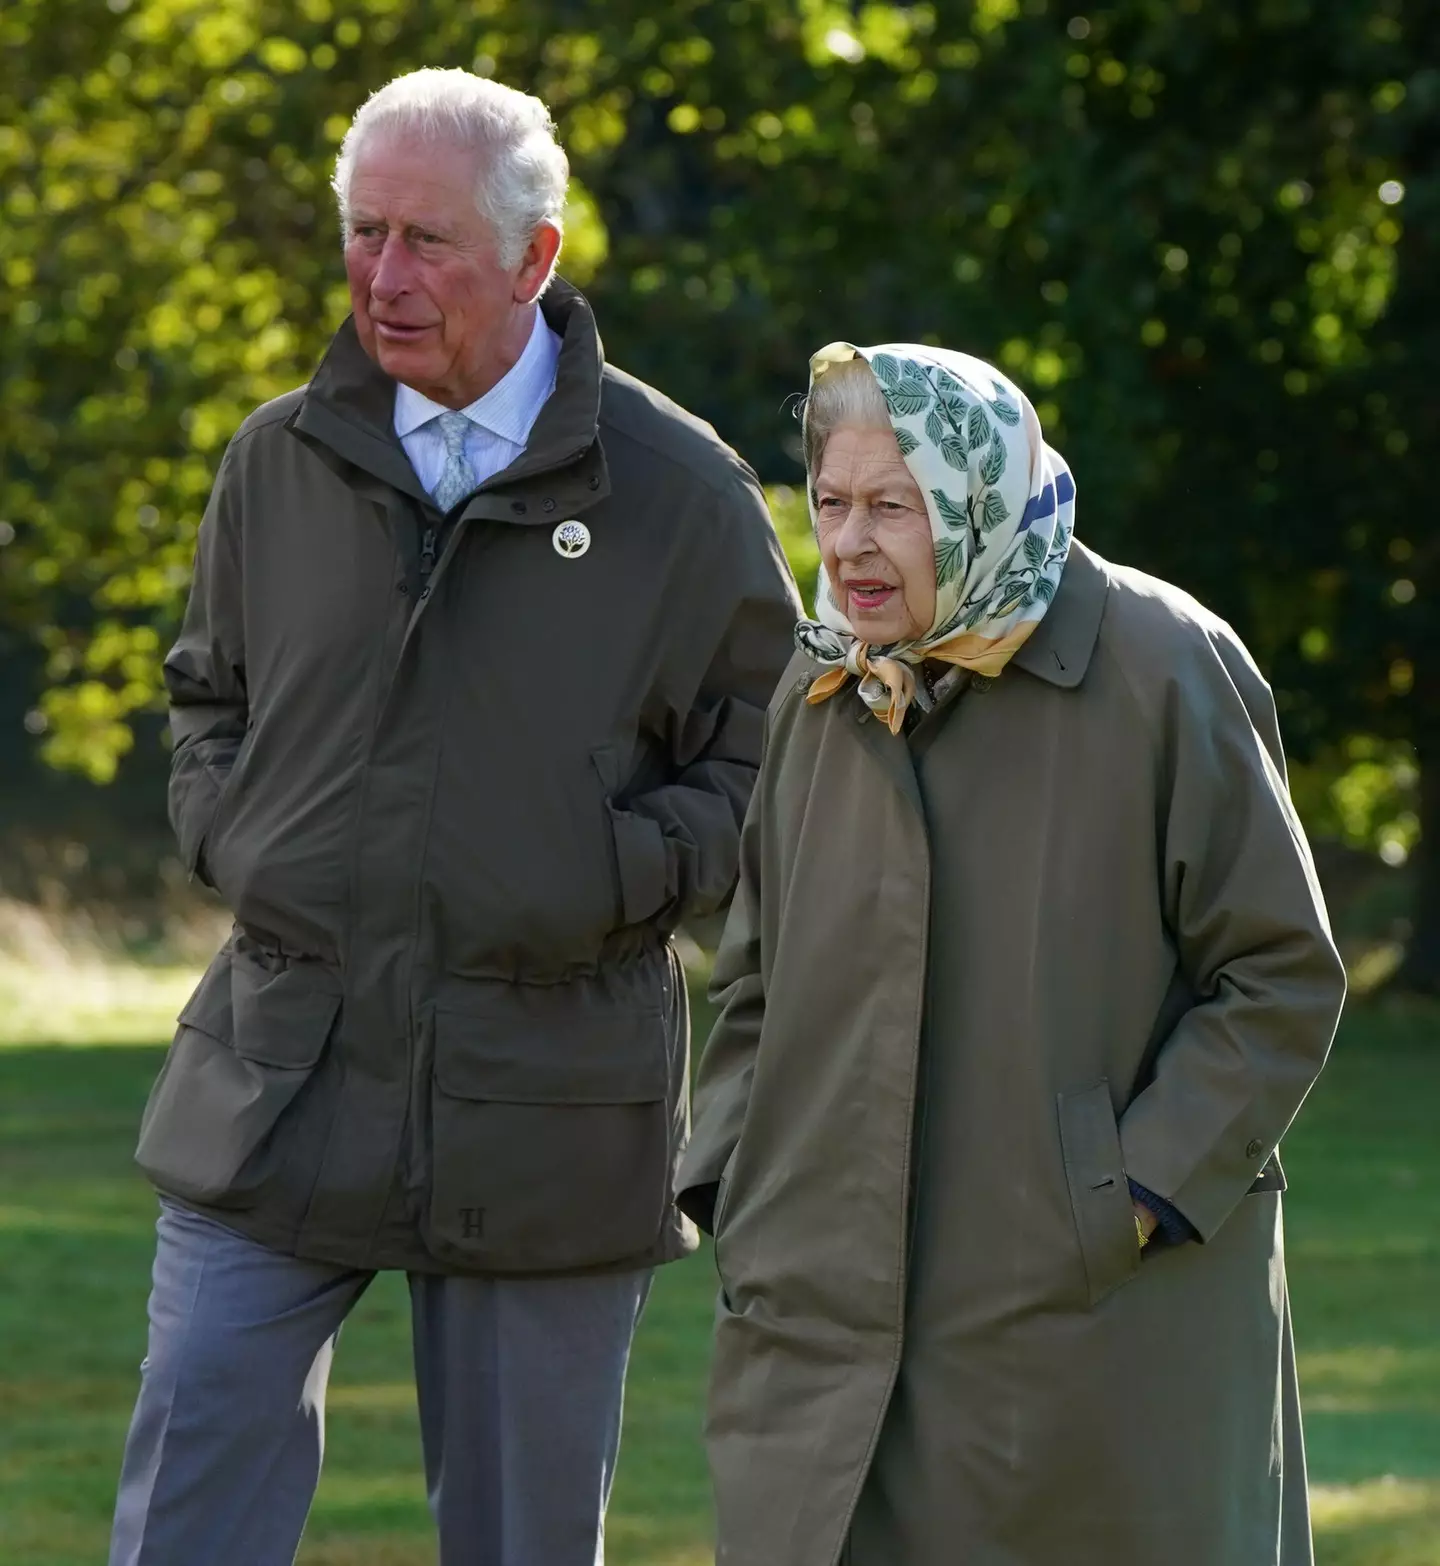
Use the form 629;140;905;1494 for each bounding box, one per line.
420;527;437;579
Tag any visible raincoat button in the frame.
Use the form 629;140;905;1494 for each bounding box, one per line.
542;498;556;512
398;582;409;596
588;475;601;490
796;674;812;693
420;585;432;601
1246;1138;1265;1160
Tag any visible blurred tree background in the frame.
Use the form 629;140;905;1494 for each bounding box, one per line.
2;0;1437;980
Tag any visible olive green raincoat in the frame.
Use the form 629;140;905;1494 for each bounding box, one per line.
678;542;1346;1566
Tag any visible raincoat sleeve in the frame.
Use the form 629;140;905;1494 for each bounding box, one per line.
162;443;249;892
674;744;769;1234
620;470;799;929
1117;625;1347;1242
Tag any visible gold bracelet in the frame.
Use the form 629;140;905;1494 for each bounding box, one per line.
1135;1213;1150;1250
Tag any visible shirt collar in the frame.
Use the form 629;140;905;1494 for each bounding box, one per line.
391;307;561;444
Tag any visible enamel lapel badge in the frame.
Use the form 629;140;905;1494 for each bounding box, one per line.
553;520;591;559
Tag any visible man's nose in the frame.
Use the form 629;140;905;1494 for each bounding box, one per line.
370;235;411;301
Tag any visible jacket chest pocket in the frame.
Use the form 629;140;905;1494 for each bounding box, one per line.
424;1001;673;1271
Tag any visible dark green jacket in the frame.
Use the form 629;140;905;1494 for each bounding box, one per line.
137;279;799;1274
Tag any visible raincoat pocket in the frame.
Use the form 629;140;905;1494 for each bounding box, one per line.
1058;1079;1143;1306
136;940;341;1208
425;998;672;1271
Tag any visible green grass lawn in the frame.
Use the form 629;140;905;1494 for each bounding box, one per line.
1;986;1437;1565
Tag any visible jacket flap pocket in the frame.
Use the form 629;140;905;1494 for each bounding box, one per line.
229;948;341;1070
1058;1079;1141;1305
176;952;233;1042
434;1005;667;1105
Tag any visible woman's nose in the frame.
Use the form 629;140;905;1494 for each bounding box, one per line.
832;504;875;562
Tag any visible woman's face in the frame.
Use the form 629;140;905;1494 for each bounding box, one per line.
814;424;936;646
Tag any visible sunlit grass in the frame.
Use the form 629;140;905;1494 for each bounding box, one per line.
0;955;200;1047
1311;1478;1440;1566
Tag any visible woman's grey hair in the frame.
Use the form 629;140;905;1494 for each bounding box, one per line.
332;69;570;272
800;357;893;479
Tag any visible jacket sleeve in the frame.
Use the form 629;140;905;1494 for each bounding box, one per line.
615;470;799;929
673;766;768;1233
162;444;248;891
1118;626;1347;1241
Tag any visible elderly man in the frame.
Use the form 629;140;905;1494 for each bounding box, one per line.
109;69;797;1566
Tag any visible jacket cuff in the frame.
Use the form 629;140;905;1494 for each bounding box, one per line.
608;807;671;927
675;1179;719;1236
1128;1178;1199;1249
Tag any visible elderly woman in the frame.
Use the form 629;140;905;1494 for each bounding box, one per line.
676;342;1346;1566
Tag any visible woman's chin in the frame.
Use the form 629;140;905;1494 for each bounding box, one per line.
851;611;918;646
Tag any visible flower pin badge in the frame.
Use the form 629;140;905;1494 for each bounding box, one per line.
552;520;591;559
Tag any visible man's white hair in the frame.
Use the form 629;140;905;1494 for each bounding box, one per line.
332;69;569;272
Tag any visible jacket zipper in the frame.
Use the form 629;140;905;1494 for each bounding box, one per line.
419;526;438;580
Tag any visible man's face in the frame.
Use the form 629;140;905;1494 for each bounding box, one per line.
343;134;555;408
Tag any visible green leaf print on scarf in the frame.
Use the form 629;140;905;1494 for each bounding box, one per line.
980;436;1007;485
981;490;1010;532
932;489;967;529
885;382;930;419
935;535;970;590
989;392;1022;425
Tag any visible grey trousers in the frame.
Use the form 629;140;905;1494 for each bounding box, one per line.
109;1199;651;1566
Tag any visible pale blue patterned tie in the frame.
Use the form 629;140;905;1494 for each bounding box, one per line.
431;410;477;511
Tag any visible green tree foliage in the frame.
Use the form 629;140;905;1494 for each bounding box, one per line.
1;0;1436;970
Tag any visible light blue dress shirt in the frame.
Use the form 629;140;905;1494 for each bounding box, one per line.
393;308;562;495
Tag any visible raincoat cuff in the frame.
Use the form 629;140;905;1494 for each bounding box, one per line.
675;1179;719;1236
1128;1178;1199;1249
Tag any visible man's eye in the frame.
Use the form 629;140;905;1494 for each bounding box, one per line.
417;232;445;245
817;497;845;510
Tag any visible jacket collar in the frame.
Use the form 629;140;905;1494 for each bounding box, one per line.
1010;539;1108;688
287;277;611;520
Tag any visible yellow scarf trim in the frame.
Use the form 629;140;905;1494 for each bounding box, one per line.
806;620;1040;734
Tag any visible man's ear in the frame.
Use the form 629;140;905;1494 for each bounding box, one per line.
515;222;563;305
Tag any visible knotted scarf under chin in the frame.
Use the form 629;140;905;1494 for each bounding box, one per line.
801;627;1037;735
806;644;917;735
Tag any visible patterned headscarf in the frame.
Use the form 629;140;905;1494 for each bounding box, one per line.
796;342;1076;733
